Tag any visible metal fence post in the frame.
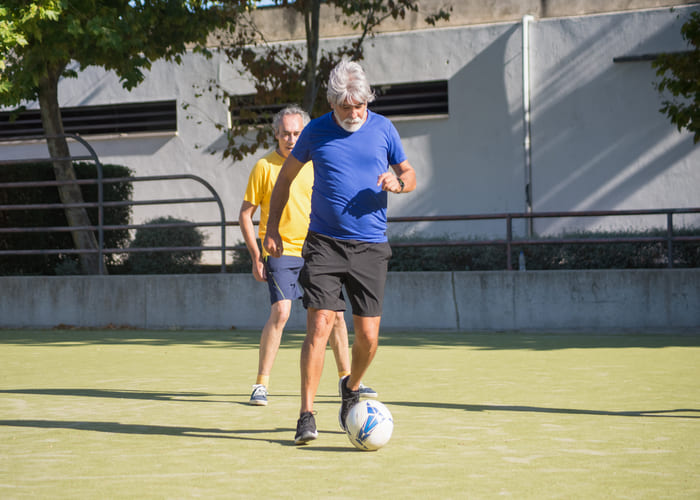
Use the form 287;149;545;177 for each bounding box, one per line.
506;215;513;270
667;212;674;269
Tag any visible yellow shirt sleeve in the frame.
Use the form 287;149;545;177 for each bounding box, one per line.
243;150;314;258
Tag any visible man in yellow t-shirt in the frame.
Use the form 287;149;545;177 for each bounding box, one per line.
239;105;376;406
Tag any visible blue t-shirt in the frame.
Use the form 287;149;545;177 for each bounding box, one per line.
291;110;406;242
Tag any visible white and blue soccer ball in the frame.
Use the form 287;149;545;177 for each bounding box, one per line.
345;400;394;451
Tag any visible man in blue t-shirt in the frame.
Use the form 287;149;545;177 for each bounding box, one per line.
264;59;416;445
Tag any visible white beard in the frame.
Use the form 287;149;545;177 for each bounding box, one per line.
334;110;364;133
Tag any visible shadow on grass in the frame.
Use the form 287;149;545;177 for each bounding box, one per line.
0;419;297;444
0;388;236;403
0;329;276;348
0;329;698;350
0;388;340;404
387;401;700;419
3;388;695;420
0;419;351;450
380;331;700;350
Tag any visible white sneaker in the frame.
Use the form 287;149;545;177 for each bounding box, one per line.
359;383;378;399
249;384;268;406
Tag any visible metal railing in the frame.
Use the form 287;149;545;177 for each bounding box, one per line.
2;135;699;273
0;134;229;273
388;208;700;270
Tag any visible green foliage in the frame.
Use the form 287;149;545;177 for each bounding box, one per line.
0;0;237;105
653;10;700;143
199;0;451;160
387;228;700;272
0;1;248;272
0;162;133;275
229;241;254;273
226;229;699;274
126;216;205;274
388;240;506;272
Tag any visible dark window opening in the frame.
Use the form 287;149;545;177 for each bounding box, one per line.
229;96;286;127
0;100;177;139
229;80;449;126
370;80;448;118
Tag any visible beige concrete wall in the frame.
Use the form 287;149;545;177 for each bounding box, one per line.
2;270;697;332
212;0;699;44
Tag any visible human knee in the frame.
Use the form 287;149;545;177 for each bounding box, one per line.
270;300;292;326
307;309;337;338
332;311;347;330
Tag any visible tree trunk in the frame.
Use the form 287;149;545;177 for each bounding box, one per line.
302;0;321;113
38;64;104;275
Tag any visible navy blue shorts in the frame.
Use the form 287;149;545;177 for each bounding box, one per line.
300;231;392;317
264;255;304;305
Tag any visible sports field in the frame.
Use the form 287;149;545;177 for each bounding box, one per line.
1;328;698;499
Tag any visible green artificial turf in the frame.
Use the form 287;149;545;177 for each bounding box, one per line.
1;329;698;499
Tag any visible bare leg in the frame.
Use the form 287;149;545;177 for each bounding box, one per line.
256;299;292;380
300;307;335;413
328;311;350;375
347;315;381;391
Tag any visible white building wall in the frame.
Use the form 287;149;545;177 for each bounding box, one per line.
363;22;529;240
530;8;700;235
2;5;699;262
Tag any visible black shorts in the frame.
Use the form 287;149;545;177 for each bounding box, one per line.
300;231;392;317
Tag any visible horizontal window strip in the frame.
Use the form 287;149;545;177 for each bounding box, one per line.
230;80;449;126
0;100;177;139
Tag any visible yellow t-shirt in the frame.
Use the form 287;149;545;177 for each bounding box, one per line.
243;150;314;258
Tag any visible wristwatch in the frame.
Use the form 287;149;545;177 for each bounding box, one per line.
397;177;405;193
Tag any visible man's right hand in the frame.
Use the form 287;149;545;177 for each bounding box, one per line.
263;231;283;258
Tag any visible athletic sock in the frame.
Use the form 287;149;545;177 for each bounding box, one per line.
338;370;350;379
256;375;269;387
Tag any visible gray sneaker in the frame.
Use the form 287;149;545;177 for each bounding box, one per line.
248;384;268;406
359;383;378;399
294;411;318;445
338;380;378;399
338;375;360;432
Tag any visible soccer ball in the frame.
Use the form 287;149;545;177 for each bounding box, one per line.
345;400;394;451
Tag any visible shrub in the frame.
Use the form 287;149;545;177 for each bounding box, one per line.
229;241;254;273
0;162;133;275
388;241;506;271
126;216;205;274
387;228;700;272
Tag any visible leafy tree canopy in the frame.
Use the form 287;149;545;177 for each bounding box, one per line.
0;0;242;107
196;0;451;161
653;10;700;143
0;0;248;274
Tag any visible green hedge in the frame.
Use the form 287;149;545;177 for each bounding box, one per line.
0;162;133;275
388;228;700;272
227;229;699;274
125;216;205;274
229;243;254;274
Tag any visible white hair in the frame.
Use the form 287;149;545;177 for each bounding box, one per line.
272;105;310;134
326;59;375;107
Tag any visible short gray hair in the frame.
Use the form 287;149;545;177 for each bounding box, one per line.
272;105;310;134
326;58;375;107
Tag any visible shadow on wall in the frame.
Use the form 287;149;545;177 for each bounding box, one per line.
389;8;700;242
530;10;698;234
0;134;175;163
393;24;526;240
